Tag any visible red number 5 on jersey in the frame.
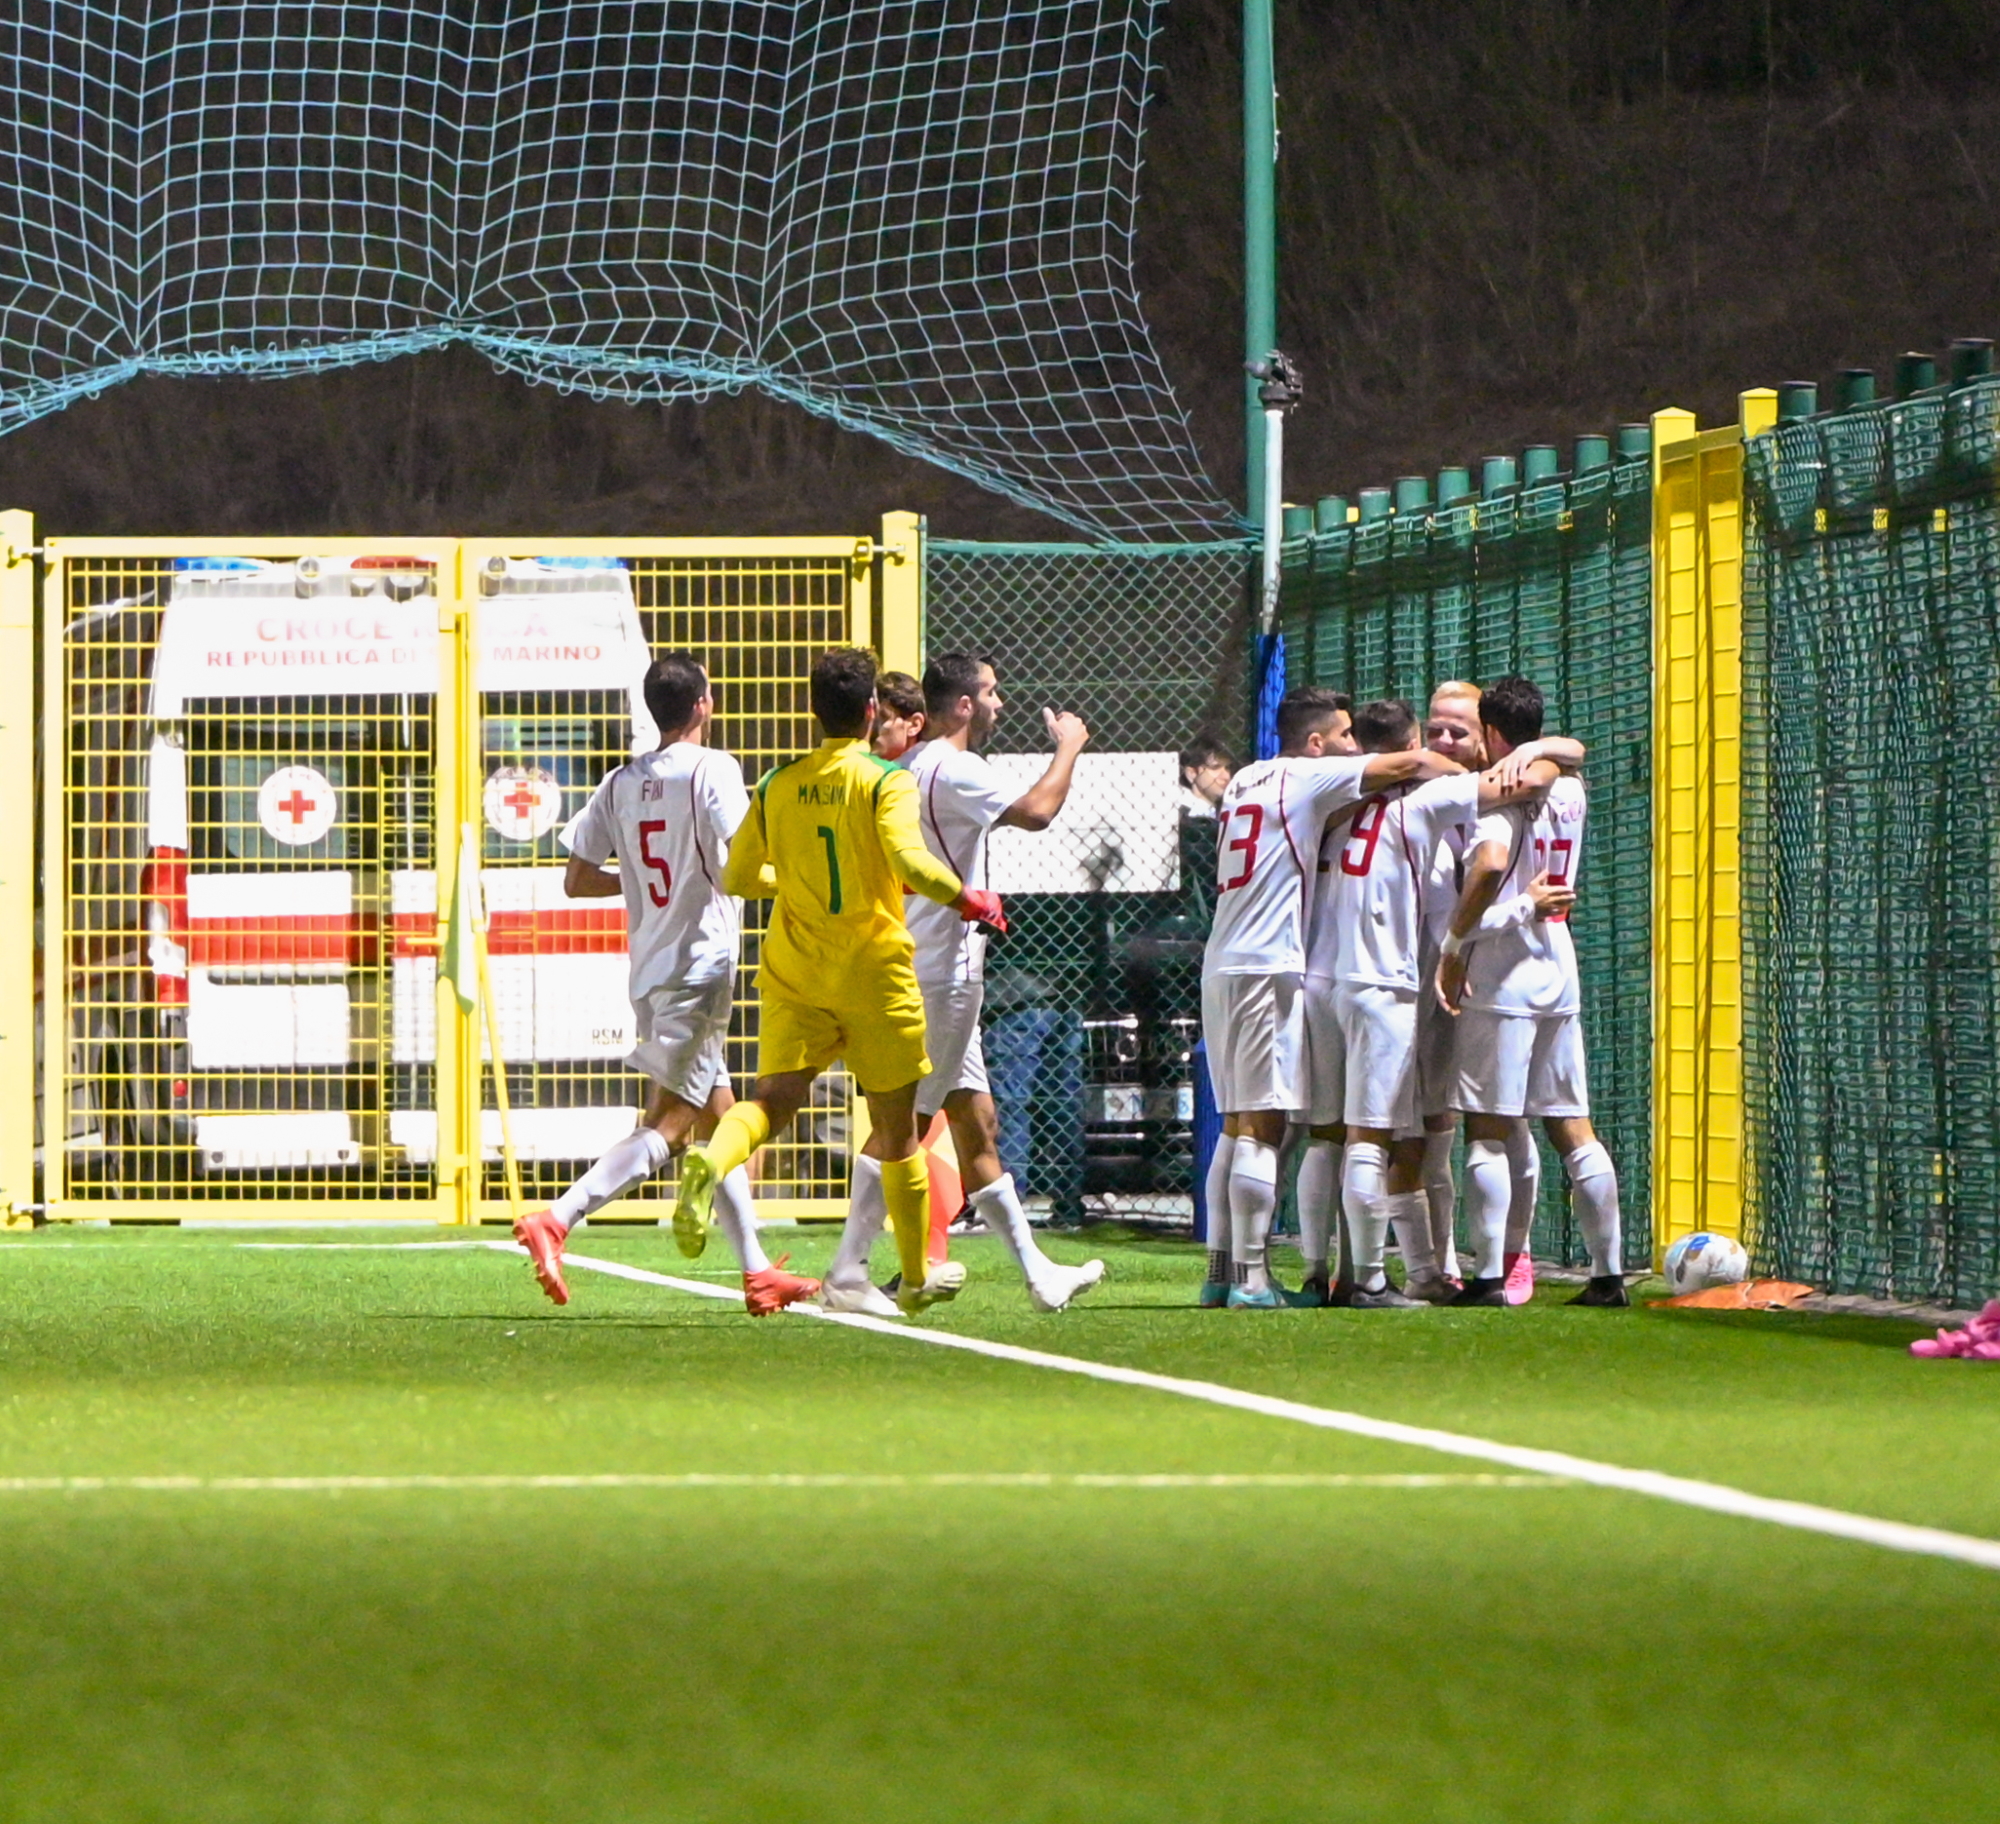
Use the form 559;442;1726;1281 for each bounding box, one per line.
637;818;674;908
1218;803;1263;892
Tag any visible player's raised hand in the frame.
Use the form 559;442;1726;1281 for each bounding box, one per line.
954;887;1009;935
1526;868;1575;920
1043;707;1089;754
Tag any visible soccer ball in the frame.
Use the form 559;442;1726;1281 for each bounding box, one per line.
1663;1232;1750;1294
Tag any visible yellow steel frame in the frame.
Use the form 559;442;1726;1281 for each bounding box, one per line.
1650;393;1776;1264
0;513;34;1226
35;527;906;1224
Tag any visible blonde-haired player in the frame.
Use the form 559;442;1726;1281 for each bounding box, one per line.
1404;681;1554;1302
1299;697;1579;1306
674;647;1005;1315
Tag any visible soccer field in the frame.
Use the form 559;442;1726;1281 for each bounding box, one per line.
0;1228;1995;1823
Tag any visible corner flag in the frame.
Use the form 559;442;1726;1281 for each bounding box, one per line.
443;823;482;1013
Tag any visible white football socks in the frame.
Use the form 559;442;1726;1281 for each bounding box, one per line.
829;1153;887;1288
1504;1120;1541;1258
1228;1139;1279;1292
968;1173;1054;1290
551;1127;671;1230
1564;1140;1624;1277
1388;1188;1433;1280
1203;1133;1238;1286
1295;1138;1339;1283
1464;1138;1512;1281
1341;1141;1390;1290
712;1165;770;1274
1422;1129;1458;1276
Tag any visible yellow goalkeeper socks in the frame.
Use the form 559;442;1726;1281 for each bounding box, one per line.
881;1151;933;1289
702;1101;771;1182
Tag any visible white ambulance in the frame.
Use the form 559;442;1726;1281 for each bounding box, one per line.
138;553;658;1177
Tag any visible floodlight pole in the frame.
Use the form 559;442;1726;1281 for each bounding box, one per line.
1244;0;1278;530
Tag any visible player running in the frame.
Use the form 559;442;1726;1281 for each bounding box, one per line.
840;652;1105;1313
1437;676;1627;1308
512;653;820;1317
674;647;1006;1315
1199;685;1462;1309
1299;697;1581;1307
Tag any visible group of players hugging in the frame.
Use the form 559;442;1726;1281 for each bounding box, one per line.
1197;678;1628;1310
509;641;1625;1319
512;644;1106;1320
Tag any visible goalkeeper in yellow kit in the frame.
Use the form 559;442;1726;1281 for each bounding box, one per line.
674;647;1007;1313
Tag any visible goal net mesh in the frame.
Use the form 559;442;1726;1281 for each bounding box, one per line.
0;2;1232;541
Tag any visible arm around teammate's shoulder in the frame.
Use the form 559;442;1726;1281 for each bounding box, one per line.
1359;747;1463;793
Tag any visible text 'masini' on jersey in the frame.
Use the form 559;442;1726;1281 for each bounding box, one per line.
1202;755;1370;976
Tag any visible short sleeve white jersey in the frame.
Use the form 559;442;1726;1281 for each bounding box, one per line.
1306;772;1480;990
904;740;1018;984
1202;754;1371;976
561;743;749;998
1459;775;1588;1017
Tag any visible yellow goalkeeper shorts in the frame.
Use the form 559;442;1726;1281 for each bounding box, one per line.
755;961;931;1094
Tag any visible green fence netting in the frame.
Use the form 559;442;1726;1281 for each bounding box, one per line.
924;539;1252;1223
1743;375;2000;1305
1276;462;1655;1268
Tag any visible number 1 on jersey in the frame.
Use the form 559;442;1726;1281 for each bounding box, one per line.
817;824;843;913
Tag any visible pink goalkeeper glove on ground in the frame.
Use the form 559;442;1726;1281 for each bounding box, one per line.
1909;1299;2000;1360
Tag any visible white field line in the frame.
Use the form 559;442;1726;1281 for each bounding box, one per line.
0;1472;1561;1495
507;1247;2000;1575
57;1233;1964;1575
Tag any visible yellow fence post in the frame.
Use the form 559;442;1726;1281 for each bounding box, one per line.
0;512;34;1224
1651;393;1776;1265
878;511;924;673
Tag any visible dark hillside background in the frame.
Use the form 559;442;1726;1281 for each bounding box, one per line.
3;0;1997;540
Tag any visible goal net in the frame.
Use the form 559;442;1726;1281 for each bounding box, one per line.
0;2;1233;541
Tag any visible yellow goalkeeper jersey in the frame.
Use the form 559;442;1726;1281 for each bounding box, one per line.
722;737;963;1001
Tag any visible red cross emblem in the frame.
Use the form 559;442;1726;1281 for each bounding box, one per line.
484;766;562;843
257;765;338;847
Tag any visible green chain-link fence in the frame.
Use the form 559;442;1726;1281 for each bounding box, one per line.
924;539;1253;1223
1742;373;2000;1305
1275;459;1655;1268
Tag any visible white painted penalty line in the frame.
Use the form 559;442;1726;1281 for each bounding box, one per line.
0;1472;1559;1495
232;1239;2000;1575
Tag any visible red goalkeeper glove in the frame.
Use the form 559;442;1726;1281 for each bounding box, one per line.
954;888;1008;935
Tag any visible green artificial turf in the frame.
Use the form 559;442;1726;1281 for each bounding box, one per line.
0;1225;1995;1823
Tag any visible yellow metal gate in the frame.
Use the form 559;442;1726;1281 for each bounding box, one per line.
34;527;912;1223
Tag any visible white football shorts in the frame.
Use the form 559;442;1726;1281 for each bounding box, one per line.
914;977;989;1117
1305;978;1419;1134
1415;988;1458;1120
627;973;734;1104
1452;1009;1589;1119
1201;970;1305;1115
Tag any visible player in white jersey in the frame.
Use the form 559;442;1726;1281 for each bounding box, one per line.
1438;675;1627;1307
512;654;820;1319
825;653;1105;1315
1199;685;1462;1309
1297;697;1581;1307
1404;682;1578;1302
